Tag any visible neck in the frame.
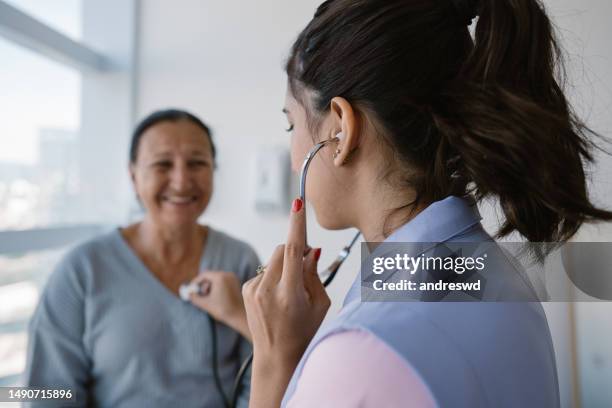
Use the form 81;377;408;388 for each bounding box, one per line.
338;128;426;247
353;177;425;249
136;218;205;265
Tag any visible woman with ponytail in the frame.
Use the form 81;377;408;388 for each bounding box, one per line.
195;0;612;406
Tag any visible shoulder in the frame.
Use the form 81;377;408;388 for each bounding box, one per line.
62;229;120;264
287;329;437;407
206;226;260;278
28;233;123;343
342;300;548;347
46;229;122;294
209;227;257;255
208;227;258;259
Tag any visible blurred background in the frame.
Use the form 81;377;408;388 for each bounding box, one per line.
0;1;610;407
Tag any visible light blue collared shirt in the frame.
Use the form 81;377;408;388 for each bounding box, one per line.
284;196;560;407
344;195;486;305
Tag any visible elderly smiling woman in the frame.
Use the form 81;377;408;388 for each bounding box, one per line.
24;109;259;407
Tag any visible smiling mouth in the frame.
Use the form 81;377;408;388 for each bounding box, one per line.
162;195;198;205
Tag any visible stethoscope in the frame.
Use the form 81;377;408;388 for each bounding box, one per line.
299;132;362;286
182;133;361;408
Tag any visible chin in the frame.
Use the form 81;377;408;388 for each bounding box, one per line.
313;212;351;231
309;198;350;230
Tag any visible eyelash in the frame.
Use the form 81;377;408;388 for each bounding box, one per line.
286;125;294;133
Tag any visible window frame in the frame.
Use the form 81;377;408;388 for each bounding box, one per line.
0;0;139;384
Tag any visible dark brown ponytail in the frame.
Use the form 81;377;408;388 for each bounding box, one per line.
286;0;612;244
431;0;612;243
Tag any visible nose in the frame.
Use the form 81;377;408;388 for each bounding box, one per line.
169;162;192;191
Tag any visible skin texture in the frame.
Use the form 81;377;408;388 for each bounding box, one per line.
130;120;214;229
121;120;219;295
284;88;420;242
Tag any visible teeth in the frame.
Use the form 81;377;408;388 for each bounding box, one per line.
165;196;194;204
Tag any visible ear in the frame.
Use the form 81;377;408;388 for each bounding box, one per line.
329;97;359;167
129;163;142;203
129;163;138;188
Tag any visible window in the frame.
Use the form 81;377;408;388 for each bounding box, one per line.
2;0;81;40
0;0;137;385
0;37;81;230
0;248;66;384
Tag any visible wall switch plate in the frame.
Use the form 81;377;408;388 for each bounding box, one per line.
253;146;290;213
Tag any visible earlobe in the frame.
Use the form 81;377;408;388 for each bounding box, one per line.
332;133;351;167
329;97;358;167
333;145;342;160
332;132;344;163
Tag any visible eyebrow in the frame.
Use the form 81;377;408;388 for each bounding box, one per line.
150;150;210;159
150;151;172;158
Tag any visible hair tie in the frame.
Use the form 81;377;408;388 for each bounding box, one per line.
449;0;480;26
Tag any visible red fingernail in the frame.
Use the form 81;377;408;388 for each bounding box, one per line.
314;248;322;261
292;198;303;213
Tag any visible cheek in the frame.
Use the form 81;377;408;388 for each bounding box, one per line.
195;169;213;189
135;172;163;200
290;132;312;173
304;150;347;228
309;174;345;229
307;155;332;199
191;170;214;209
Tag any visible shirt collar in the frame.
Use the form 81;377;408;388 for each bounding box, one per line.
343;195;483;306
384;195;482;244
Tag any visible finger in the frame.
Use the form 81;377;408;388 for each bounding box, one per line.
301;248;317;296
190;271;216;285
302;248;321;277
187;278;211;300
303;248;326;300
259;244;285;287
281;197;306;288
242;272;264;299
189;272;216;296
189;291;208;305
199;280;211;296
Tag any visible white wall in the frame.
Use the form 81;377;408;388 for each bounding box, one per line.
136;1;612;407
476;3;612;407
546;3;612;407
136;0;362;315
